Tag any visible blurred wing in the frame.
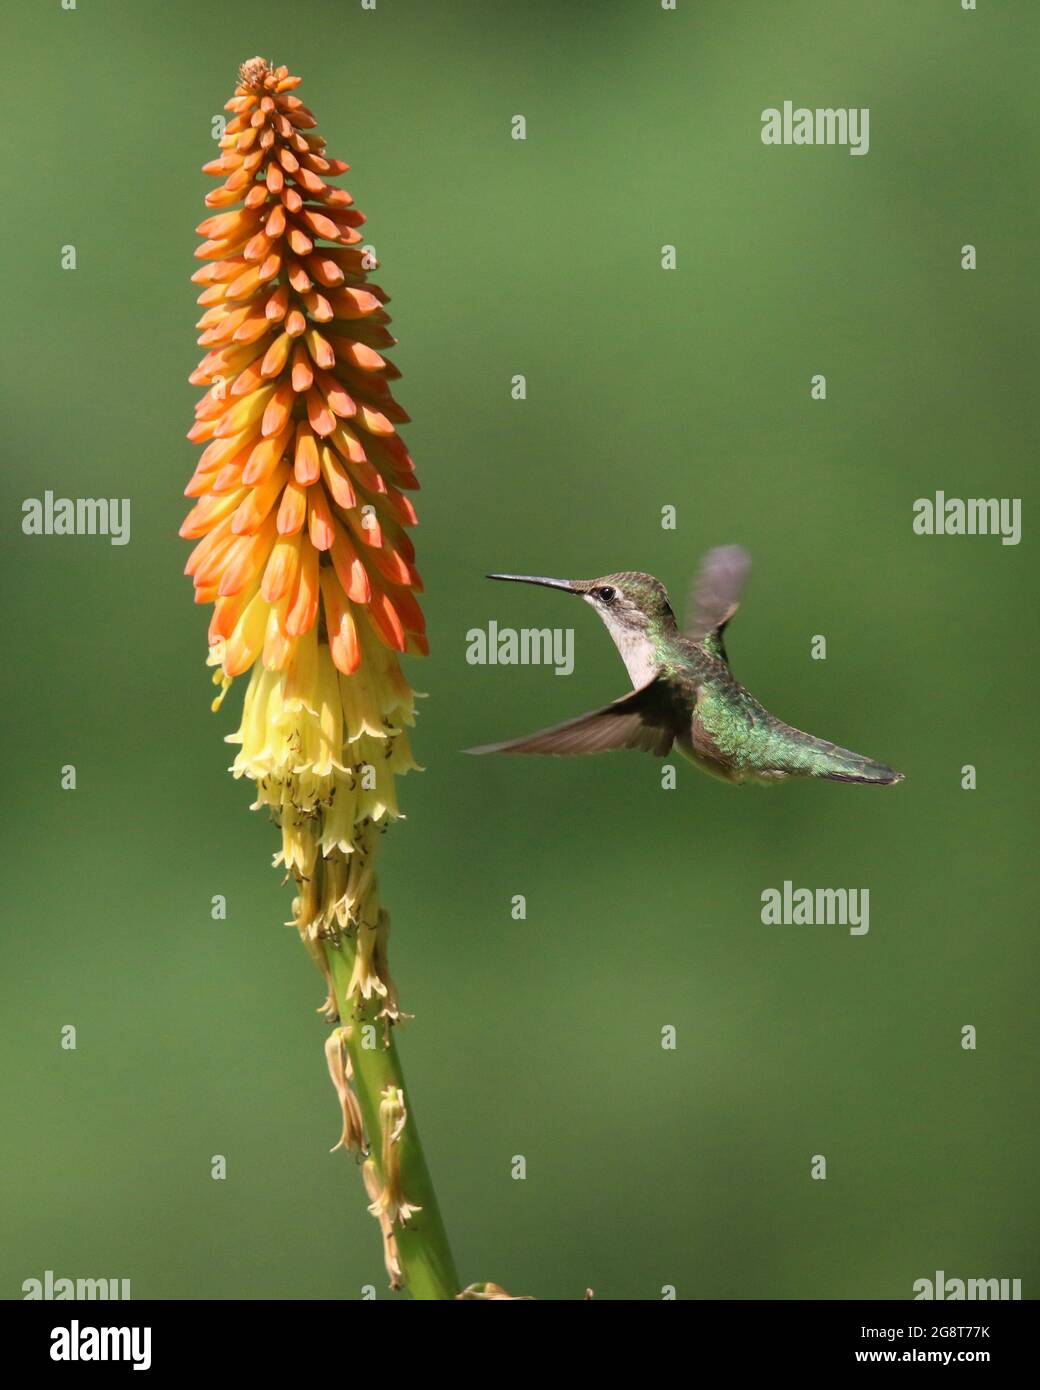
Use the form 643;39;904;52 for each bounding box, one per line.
684;544;751;665
466;677;675;757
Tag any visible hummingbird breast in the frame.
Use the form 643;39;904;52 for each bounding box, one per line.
609;627;662;689
675;730;759;783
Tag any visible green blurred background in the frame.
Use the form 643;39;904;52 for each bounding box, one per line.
3;0;1037;1300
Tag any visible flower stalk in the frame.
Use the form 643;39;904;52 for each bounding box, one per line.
182;56;457;1299
326;941;458;1300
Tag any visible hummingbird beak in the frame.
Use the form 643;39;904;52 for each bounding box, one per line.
486;573;580;594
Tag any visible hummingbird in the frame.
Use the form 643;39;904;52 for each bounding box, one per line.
467;546;904;785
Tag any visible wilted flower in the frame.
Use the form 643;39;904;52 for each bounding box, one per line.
366;1086;422;1228
362;1158;403;1291
455;1283;534;1300
324;1027;366;1156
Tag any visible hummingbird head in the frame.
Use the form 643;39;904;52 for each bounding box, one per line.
576;571;677;639
487;570;677;646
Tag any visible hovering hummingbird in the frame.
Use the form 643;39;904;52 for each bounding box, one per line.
467;547;904;785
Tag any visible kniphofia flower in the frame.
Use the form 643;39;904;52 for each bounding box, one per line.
181;59;462;1300
182;57;426;1021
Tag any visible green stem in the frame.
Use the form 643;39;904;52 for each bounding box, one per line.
325;940;459;1301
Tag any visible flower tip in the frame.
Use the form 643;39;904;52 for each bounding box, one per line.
237;56;274;92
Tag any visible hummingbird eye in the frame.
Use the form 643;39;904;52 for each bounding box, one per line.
595;585;617;604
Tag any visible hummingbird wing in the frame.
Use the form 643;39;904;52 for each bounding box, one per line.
466;677;676;757
684;544;751;666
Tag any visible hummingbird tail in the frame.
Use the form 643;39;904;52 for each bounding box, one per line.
820;760;904;786
773;728;904;785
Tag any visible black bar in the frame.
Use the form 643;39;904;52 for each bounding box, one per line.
5;1298;1034;1374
